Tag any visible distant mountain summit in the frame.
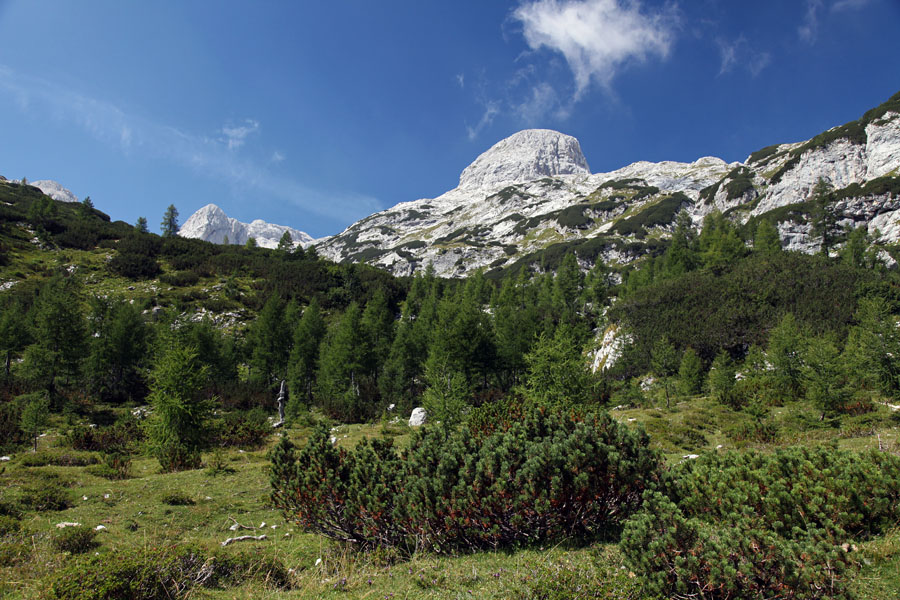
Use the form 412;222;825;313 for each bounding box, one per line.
315;91;900;277
30;180;79;203
458;129;590;190
179;204;316;250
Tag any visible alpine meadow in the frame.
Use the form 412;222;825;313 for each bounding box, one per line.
2;2;900;599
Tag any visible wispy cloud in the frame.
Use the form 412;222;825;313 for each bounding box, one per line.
515;82;566;124
798;0;824;44
716;36;770;78
456;73;465;88
466;101;500;140
748;52;771;77
0;66;380;223
221;119;259;150
512;0;676;99
717;38;739;75
271;150;285;163
832;0;869;11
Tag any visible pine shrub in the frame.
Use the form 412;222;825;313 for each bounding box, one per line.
270;428;405;548
621;447;900;599
271;405;662;553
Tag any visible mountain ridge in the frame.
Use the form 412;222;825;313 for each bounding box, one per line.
178;203;317;250
316;91;900;276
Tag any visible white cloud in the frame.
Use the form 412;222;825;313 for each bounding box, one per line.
513;0;676;99
271;151;285;163
717;38;739;75
466;101;500;140
516;82;562;124
832;0;869;11
221;119;259;150
715;37;770;78
0;66;379;224
798;0;823;43
748;52;771;77
456;73;465;88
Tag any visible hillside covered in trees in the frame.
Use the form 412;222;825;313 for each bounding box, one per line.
2;178;900;598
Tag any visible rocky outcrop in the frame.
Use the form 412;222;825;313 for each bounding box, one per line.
179;204;316;250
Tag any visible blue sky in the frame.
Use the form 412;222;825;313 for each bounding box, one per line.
0;0;898;239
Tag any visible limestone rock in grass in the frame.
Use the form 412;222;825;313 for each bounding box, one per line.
409;407;428;427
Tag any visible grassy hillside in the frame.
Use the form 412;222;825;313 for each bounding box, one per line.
1;397;898;599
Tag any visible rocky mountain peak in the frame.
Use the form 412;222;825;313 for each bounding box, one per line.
30;180;79;203
458;129;590;191
179;203;316;249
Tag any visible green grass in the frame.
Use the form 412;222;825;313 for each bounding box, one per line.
1;397;899;598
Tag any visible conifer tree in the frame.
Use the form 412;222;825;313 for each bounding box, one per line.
20;393;49;452
86;296;149;402
21;277;88;396
553;252;584;326
767;313;805;396
147;340;212;471
698;210;745;270
804;335;851;418
421;353;470;426
135;216;149;233
379;304;421;407
843;296;900;396
492;271;539;387
160;204;179;237
0;299;30;379
523;326;594;407
753;219;782;255
707;350;736;405
287;298;326;411
317;302;366;421
840;225;868;268
248;294;289;386
677;347;703;396
650;336;679;407
360;289;394;381
662;211;697;277
78;195;94;218
809;177;836;255
277;230;294;252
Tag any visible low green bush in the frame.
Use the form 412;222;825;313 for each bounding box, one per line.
159;270;200;287
0;540;29;567
51;526;100;554
160;491;195;506
49;545;290;600
66;418;143;454
86;452;132;480
212;409;271;448
271;405;662;553
621;447;900;598
19;484;71;512
17;449;99;467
